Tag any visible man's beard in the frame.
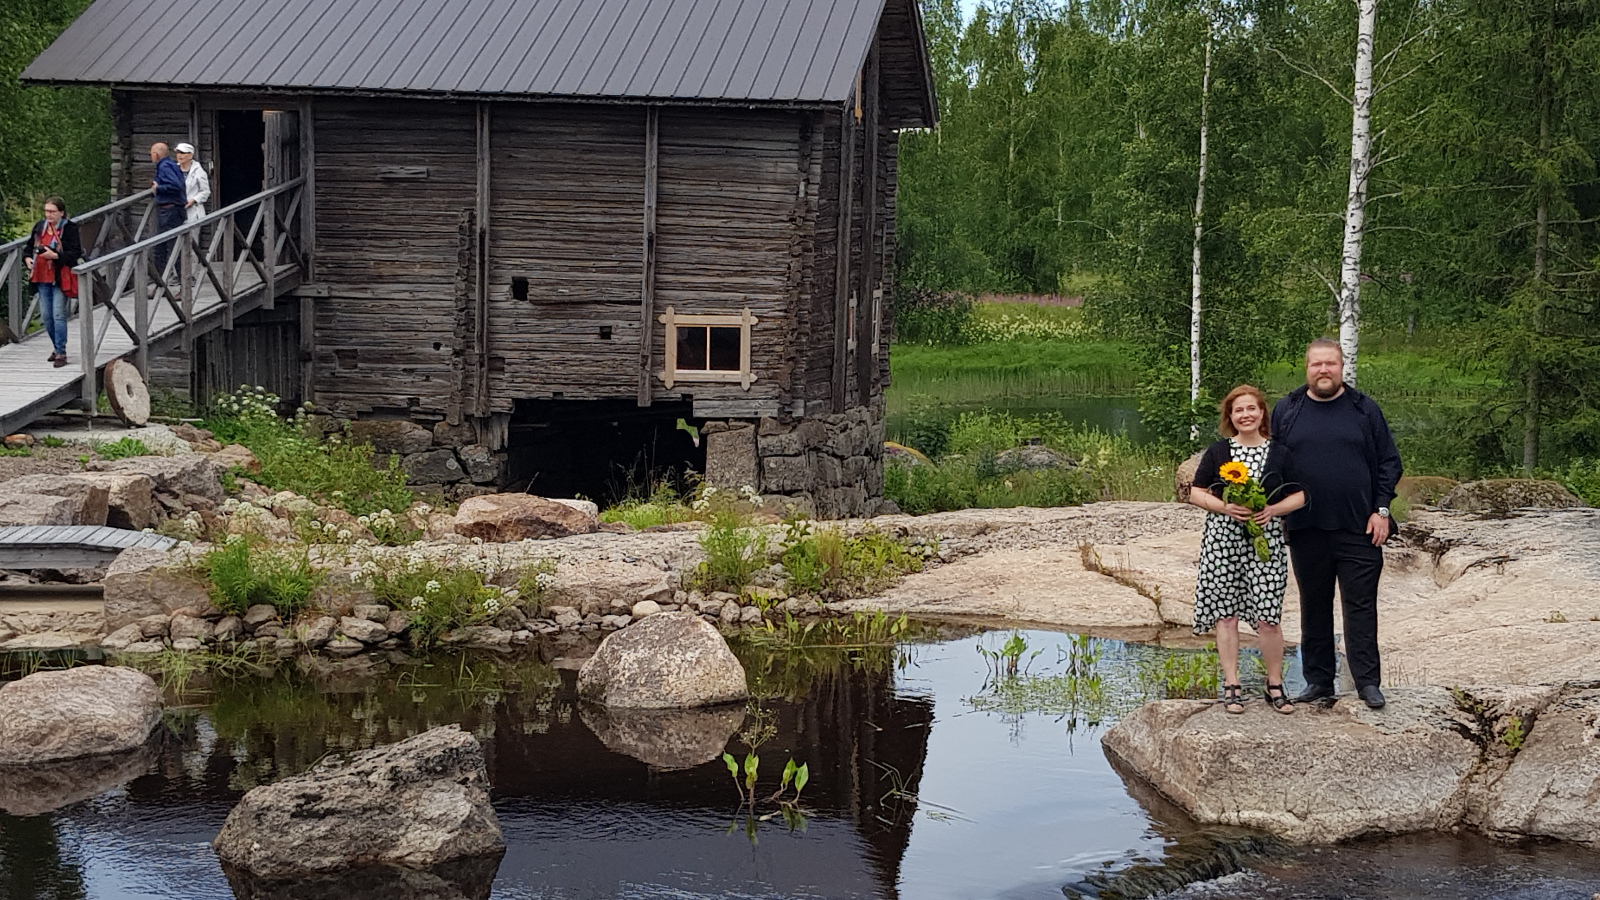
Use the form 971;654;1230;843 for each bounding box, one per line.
1309;378;1343;399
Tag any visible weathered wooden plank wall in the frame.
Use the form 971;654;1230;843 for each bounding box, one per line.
311;99;473;416
486;105;647;409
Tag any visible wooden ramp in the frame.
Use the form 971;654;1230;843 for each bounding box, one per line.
0;262;298;436
1;178;307;437
0;525;176;569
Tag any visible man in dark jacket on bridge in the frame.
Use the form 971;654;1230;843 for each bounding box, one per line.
1271;337;1403;710
150;142;186;282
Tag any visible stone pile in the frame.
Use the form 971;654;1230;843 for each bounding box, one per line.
304;417;507;502
703;405;888;519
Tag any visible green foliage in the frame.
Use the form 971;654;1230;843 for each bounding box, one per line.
202;386;414;517
893;286;976;345
690;506;768;596
600;479;699;529
91;436;152;460
1139;644;1222;700
0;0;110;241
885;411;1174;514
40;435;65;448
515;558;559;617
358;551;516;649
1551;458;1600;507
777;520;926;599
0;445;31;458
197;536;320;617
978;630;1042;681
1501;715;1526;753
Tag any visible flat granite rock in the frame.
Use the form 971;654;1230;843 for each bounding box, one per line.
1104;683;1600;847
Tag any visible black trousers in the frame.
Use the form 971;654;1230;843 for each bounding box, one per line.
152;203;186;278
1287;527;1384;689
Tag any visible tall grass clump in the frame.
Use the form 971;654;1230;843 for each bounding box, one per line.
600;479;700;529
778;520;928;599
203;385;413;516
197;535;321;617
893;286;975;345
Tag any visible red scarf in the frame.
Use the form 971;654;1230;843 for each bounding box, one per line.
30;222;60;284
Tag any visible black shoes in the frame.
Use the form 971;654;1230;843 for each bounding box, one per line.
1294;683;1337;704
1358;685;1387;709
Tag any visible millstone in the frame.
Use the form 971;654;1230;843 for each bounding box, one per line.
103;359;151;427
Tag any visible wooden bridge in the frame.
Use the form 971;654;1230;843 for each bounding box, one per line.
0;524;176;569
0;179;306;436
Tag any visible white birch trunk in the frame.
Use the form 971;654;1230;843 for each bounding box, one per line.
1189;31;1213;439
1337;0;1378;388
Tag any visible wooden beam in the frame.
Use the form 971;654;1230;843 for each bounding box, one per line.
637;106;659;406
473;101;492;418
299;100;316;404
832;105;857;414
856;44;881;408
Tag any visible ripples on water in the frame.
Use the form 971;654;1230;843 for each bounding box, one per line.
0;627;1597;900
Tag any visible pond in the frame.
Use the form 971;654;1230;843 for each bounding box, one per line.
1;627;1597;900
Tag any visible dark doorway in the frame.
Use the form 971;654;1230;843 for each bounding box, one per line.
506;399;703;504
215;110;266;224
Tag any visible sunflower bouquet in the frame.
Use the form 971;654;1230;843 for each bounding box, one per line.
1219;461;1271;562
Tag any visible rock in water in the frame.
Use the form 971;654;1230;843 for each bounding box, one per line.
452;493;598;541
0;667;163;765
577;611;748;709
212;725;504;878
0;738;160;816
1102;688;1480;843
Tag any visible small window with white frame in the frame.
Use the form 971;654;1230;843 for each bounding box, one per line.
657;306;759;390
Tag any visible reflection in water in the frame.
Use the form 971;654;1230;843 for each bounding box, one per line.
222;856;500;900
0;631;1597;899
0;814;86;900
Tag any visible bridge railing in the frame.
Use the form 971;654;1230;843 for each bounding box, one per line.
68;178;307;407
1;189;158;341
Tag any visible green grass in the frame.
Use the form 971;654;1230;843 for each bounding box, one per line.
92;437;153;460
890;340;1143;401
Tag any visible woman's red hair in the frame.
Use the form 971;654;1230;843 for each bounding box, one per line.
1217;384;1271;438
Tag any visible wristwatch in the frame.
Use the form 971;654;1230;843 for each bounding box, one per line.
1376;507;1390;518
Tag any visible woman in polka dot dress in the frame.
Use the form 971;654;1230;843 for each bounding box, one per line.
1187;385;1305;715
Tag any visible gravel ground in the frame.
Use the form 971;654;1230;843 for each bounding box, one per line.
0;443;96;485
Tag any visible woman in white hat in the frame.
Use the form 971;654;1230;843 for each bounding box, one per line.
175;143;211;223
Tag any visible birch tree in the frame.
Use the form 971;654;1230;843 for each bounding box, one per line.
1336;0;1378;387
1189;26;1213;433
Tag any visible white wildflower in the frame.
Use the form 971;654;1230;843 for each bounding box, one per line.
409;596;426;610
337;529;352;542
424;580;441;594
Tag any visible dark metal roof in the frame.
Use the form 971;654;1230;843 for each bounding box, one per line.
24;0;935;126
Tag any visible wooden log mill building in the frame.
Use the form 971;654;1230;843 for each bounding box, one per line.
25;0;937;516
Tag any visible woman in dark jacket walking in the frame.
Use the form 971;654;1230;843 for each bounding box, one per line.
1186;385;1305;714
25;197;83;367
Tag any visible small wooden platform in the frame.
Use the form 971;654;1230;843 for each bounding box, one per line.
0;524;177;569
0;262;299;436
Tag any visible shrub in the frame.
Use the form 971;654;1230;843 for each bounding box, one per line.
692;509;769;595
893;287;975;346
601;479;699;529
198;536;321;617
515;558;559;617
357;549;519;649
203;386;414;517
92;437;152;460
1553;458;1600;507
778;521;927;599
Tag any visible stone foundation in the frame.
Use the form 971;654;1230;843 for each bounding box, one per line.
304;416;506;501
703;403;885;519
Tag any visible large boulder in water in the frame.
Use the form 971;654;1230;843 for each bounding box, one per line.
577;611;748;709
452;493;597;542
1437;479;1583;513
212;725;504;878
0;666;164;765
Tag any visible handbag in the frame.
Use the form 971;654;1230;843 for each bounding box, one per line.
59;266;79;299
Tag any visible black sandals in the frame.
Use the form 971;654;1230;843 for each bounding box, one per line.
1222;683;1246;714
1264;683;1295;714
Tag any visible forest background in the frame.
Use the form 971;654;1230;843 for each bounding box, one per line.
3;0;1599;510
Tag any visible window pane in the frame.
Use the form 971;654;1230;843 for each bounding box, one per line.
708;326;741;371
677;325;708;371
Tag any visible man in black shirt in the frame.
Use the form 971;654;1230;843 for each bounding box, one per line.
1270;338;1403;709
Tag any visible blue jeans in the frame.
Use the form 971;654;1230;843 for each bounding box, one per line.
34;283;69;355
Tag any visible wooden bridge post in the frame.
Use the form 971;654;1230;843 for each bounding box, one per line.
5;248;21;338
78;274;96;411
262;194;276;319
133;250;148;377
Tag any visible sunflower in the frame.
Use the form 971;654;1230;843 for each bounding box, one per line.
1219;461;1249;485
